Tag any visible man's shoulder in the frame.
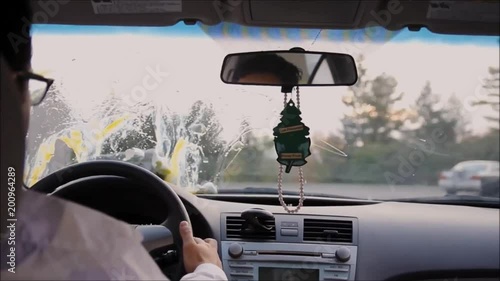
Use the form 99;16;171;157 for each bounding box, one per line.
0;190;169;280
18;189;143;252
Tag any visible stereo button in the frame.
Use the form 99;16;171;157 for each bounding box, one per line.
230;273;254;277
326;265;350;272
280;228;299;236
335;247;351;262
228;243;244;258
230;269;252;275
229;264;253;269
324;271;349;280
281;221;299;227
228;261;248;266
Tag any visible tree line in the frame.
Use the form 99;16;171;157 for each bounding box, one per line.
77;59;499;186
226;58;499;185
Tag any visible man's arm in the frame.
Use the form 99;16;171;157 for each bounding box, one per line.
179;221;228;281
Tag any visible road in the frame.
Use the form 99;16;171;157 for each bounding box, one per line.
217;182;445;200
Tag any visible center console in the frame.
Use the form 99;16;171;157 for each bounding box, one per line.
220;213;358;281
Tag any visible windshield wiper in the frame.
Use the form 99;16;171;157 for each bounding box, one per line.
215;187;361;200
389;195;500;208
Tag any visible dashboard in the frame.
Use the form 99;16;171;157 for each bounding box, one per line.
55;179;500;281
184;191;500;281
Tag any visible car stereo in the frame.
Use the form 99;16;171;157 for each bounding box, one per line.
221;213;358;281
221;241;357;281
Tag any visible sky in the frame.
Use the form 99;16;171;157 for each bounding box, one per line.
30;23;499;145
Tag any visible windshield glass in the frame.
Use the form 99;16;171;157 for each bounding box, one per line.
25;23;500;200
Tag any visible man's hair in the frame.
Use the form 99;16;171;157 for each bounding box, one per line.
233;53;302;85
1;0;32;71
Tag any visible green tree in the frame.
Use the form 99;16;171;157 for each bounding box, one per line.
304;132;348;182
412;81;459;144
342;55;406;145
475;67;500;130
184;100;226;182
100;100;225;183
28;86;74;163
445;94;470;142
103;113;157;154
457;132;499;162
223;119;275;182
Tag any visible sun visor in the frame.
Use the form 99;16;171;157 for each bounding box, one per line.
424;0;500;35
245;0;363;27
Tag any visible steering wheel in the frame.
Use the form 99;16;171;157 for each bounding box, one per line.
31;160;190;281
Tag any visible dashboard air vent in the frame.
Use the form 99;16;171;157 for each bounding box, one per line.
303;219;353;243
226;216;276;241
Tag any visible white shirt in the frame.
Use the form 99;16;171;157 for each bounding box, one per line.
0;190;228;281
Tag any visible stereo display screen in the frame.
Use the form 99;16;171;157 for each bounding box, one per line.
259;267;319;281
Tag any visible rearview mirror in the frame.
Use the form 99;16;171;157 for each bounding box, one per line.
220;50;357;87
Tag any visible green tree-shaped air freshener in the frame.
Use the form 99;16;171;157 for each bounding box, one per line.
273;99;311;173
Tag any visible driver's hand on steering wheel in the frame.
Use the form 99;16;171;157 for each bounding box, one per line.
180;221;223;273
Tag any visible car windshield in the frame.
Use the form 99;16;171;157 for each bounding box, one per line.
25;23;500;200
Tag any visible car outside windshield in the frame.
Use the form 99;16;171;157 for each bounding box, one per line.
25;23;500;200
453;162;489;173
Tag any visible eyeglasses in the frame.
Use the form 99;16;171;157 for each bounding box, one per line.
17;71;54;106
